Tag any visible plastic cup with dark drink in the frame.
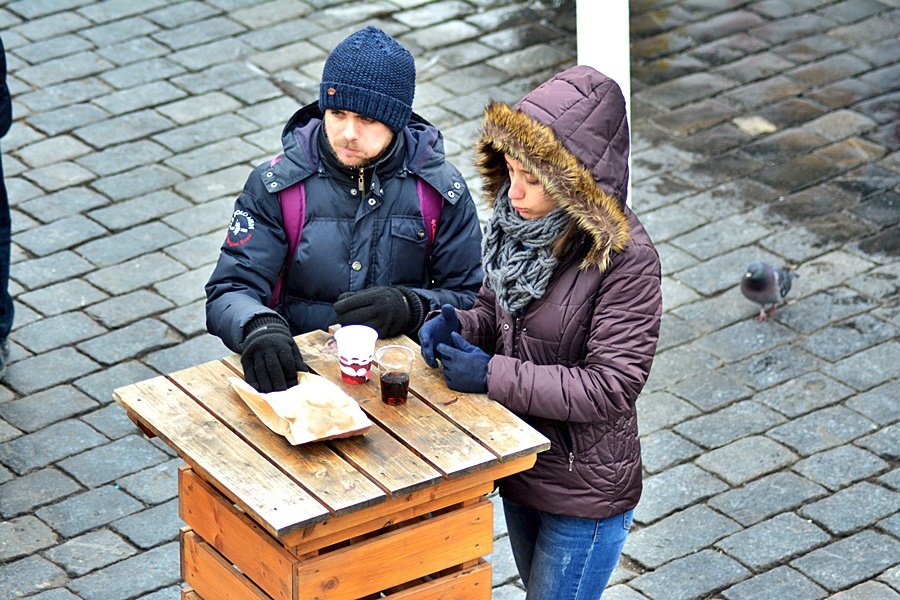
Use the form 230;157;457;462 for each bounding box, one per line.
334;325;378;384
374;345;416;405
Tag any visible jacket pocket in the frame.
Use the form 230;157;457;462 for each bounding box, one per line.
556;421;575;472
517;331;561;366
294;218;349;298
389;216;427;284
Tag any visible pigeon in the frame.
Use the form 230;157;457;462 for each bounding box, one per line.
740;262;798;321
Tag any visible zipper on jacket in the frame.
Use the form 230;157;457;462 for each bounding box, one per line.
556;422;575;472
357;169;365;194
512;315;524;354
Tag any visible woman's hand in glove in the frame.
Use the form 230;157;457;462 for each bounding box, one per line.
419;304;459;368
333;286;424;338
436;332;489;393
240;318;308;392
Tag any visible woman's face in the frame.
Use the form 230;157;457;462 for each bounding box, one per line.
505;155;556;220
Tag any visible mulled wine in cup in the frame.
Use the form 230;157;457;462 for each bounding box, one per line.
374;345;415;405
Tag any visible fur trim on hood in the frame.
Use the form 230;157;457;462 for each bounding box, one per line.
475;66;631;270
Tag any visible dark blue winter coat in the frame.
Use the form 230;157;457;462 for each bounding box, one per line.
205;103;484;352
0;37;11;138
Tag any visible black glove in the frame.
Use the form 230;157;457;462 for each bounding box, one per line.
419;304;459;368
240;315;308;393
333;286;424;338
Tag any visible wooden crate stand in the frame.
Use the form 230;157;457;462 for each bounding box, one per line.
179;466;494;600
115;332;549;600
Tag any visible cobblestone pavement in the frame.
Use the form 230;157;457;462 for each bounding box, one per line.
0;1;897;599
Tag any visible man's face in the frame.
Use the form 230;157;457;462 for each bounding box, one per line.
324;109;394;168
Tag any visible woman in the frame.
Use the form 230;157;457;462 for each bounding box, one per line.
420;66;662;599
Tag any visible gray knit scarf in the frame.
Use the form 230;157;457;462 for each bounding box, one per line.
482;185;570;314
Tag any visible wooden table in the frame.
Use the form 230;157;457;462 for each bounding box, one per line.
114;329;549;600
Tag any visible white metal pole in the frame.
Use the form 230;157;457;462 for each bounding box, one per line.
576;0;632;206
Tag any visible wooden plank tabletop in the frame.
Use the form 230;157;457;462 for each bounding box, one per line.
293;331;499;479
167;360;392;515
114;330;549;540
114;376;328;537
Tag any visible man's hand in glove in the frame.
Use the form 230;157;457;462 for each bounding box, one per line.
333;286;424;338
419;304;459;368
436;332;490;393
241;316;308;393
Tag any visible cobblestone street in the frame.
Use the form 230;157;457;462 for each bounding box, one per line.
0;1;898;599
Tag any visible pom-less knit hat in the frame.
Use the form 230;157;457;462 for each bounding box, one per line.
319;26;416;133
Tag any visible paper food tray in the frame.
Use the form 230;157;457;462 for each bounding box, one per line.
230;372;373;445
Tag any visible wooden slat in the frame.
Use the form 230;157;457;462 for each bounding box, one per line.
283;454;534;549
114;377;328;537
295;330;498;478
383;559;491;599
179;467;295;600
181;461;494;565
181;529;271;600
220;352;443;498
293;480;495;554
389;336;551;460
326;425;443;496
124;409;156;439
181;587;201;600
170;360;388;515
295;499;493;600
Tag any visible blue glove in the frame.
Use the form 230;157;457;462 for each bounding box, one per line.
419;304;459;368
436;332;490;393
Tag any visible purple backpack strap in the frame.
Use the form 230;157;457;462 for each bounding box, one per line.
416;178;443;260
269;156;306;308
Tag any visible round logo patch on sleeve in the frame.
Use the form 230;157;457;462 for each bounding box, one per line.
226;210;255;247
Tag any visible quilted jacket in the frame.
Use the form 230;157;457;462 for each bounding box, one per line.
458;66;662;519
206;102;484;351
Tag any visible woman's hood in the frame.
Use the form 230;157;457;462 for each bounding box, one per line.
476;65;631;269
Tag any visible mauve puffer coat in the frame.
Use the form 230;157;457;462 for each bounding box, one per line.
457;65;662;519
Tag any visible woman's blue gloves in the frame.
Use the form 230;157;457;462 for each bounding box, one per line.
436;332;490;393
419;304;459;367
420;304;489;392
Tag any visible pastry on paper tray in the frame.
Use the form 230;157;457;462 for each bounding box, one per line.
229;372;373;445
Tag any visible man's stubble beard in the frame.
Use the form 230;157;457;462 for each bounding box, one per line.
337;149;375;170
328;134;376;170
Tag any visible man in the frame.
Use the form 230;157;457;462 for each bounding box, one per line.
0;36;14;380
206;26;484;393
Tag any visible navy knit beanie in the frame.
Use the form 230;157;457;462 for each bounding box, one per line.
319;26;415;133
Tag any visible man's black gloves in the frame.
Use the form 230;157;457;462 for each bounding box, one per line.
240;315;308;393
333;286;425;338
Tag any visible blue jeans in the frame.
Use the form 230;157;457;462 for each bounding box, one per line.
0;142;12;340
503;499;633;600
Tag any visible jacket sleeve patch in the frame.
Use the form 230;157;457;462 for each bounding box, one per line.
226;209;256;247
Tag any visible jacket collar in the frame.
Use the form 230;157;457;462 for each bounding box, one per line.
317;124;405;193
273;102;465;205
